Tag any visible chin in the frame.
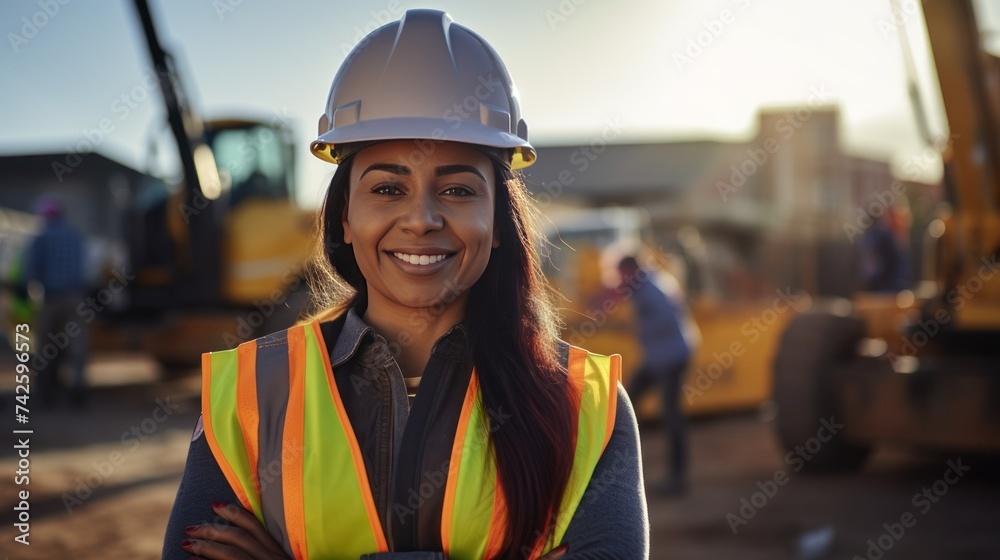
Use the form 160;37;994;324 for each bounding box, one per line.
415;283;473;309
393;291;452;310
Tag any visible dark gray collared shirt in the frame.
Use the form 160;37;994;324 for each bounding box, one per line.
162;307;649;559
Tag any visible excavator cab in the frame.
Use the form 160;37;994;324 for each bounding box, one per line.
206;119;295;206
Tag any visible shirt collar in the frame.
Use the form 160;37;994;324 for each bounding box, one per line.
329;303;470;367
330;305;375;368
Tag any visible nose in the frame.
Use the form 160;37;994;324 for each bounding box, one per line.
398;189;444;235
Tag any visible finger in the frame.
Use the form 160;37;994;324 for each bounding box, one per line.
182;537;254;560
212;501;287;556
184;523;253;551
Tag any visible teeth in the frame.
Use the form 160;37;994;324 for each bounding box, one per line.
393;252;449;265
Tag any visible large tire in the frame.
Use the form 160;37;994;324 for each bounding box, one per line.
773;312;872;473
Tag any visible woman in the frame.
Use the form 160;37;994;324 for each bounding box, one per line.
162;9;648;560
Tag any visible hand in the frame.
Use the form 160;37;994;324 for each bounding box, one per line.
537;544;569;559
181;501;291;560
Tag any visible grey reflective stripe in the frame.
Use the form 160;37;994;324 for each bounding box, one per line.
255;339;292;556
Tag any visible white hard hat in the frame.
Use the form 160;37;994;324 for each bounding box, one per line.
310;9;536;169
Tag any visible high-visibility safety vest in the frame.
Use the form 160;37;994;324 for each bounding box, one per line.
201;319;621;560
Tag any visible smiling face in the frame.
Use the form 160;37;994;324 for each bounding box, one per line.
343;140;499;315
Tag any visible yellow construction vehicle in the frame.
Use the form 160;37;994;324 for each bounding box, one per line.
543;207;799;418
84;0;316;366
772;0;1000;471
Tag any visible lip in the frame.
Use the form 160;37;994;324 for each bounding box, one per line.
385;249;457;276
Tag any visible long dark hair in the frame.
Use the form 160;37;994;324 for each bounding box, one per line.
303;150;577;558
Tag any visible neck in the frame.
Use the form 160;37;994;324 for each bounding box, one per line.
362;291;467;378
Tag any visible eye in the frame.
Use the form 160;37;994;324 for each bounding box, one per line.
442;185;475;196
371;183;403;196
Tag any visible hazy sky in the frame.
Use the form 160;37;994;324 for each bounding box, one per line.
3;0;990;208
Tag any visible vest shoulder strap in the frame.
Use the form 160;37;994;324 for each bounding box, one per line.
551;344;621;546
202;321;389;559
442;342;623;560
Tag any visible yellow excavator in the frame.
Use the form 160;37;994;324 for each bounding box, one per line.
85;0;316;366
773;0;1000;470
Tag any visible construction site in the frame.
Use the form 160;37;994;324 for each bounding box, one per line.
1;0;998;558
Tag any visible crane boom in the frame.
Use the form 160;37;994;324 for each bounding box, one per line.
923;0;1000;212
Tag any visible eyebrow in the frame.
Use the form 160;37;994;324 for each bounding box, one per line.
434;164;486;181
360;163;410;179
360;163;486;181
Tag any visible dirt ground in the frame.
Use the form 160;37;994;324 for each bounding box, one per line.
1;355;998;559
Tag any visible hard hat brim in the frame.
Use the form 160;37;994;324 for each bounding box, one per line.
310;117;536;170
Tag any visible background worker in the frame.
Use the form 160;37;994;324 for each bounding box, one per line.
25;195;90;409
619;255;698;496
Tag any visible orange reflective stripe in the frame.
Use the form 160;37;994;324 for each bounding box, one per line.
284;325;308;559
603;353;621;452
441;369;480;556
567;346;587;449
483;475;508;559
236;341;261;501
309;320;387;552
201;351;254;512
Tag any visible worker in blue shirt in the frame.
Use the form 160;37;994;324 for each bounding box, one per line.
25;195;89;409
619;255;698;496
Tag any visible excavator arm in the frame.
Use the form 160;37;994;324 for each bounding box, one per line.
129;0;222;304
922;0;1000;327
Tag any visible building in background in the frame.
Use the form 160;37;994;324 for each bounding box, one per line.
0;152;147;288
527;107;942;300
